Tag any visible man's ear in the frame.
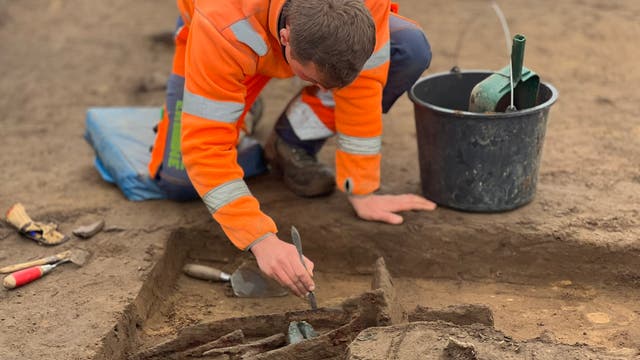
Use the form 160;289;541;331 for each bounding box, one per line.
279;26;290;46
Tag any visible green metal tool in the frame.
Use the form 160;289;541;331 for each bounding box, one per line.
469;34;540;113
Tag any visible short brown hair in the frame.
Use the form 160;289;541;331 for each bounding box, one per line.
284;0;376;88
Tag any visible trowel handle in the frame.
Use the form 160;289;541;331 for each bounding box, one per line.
511;34;526;83
182;264;231;282
3;264;56;289
0;250;71;273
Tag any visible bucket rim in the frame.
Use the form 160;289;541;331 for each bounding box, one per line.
408;69;559;118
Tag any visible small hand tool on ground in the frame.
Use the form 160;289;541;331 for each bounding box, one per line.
0;248;89;273
2;249;91;289
182;261;288;298
291;226;317;310
5;203;68;245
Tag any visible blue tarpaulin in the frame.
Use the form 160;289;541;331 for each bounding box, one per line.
84;107;267;201
84;107;167;201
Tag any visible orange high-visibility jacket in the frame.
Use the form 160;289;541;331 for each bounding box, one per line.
177;0;390;250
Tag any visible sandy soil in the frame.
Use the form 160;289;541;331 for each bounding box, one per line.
0;0;639;359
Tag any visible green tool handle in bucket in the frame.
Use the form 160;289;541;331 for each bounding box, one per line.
510;34;525;84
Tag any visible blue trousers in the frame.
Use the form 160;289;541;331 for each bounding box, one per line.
156;13;431;200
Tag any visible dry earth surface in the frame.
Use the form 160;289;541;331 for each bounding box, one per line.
0;0;639;359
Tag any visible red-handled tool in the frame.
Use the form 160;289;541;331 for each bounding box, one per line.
3;261;63;289
2;249;90;289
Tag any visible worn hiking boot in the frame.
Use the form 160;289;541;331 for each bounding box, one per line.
265;133;335;197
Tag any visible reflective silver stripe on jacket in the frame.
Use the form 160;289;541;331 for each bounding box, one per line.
337;133;381;155
245;232;275;251
317;89;335;108
287;94;334;141
202;179;252;214
183;88;245;123
174;25;185;40
362;41;390;71
231;19;268;56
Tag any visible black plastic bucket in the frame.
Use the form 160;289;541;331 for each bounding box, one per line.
408;70;558;212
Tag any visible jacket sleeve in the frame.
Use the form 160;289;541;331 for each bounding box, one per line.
333;0;391;195
181;12;277;250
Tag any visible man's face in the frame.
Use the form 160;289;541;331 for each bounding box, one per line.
280;26;329;91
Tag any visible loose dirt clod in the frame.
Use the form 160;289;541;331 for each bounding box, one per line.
444;337;478;359
535;329;557;344
72;219;105;239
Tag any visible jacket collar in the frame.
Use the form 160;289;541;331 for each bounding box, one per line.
268;0;289;41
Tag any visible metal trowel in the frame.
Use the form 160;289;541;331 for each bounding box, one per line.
469;34;540;113
182;262;288;298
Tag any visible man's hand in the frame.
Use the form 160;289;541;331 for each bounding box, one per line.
250;234;315;298
348;193;437;224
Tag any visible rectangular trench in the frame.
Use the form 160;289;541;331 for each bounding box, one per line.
92;223;640;359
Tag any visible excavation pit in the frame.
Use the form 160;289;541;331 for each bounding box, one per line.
93;228;640;359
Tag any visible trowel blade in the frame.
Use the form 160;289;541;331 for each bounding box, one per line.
230;265;288;298
69;249;91;266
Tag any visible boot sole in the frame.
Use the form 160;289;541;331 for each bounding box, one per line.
283;175;336;198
